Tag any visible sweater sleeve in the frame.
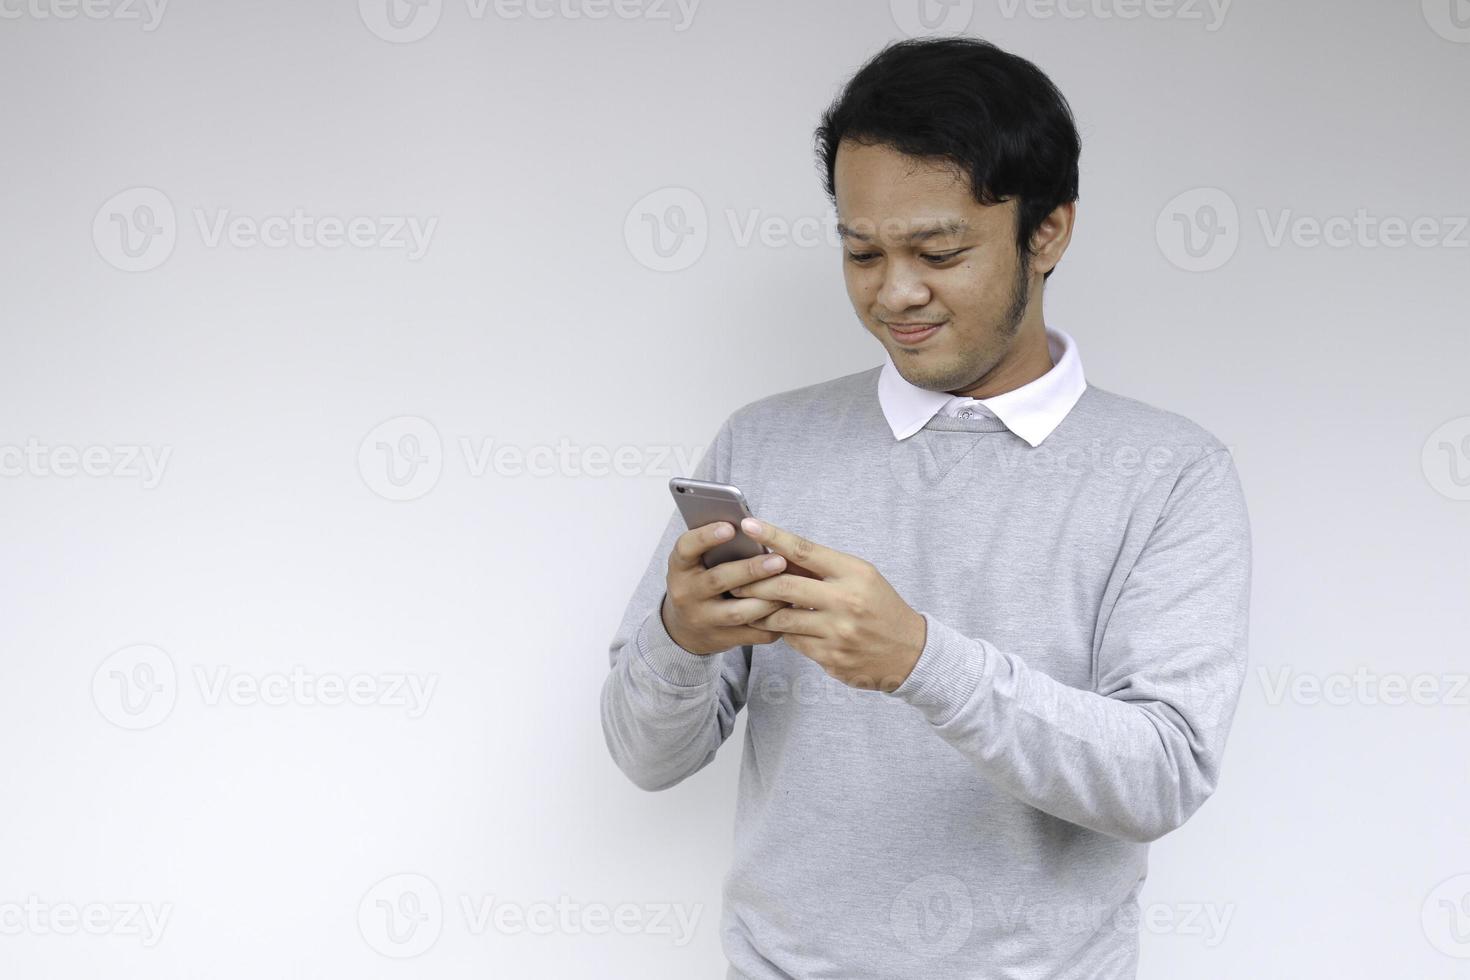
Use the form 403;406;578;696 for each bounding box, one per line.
887;448;1252;843
599;415;753;792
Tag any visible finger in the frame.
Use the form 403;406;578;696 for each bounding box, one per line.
669;521;735;572
699;550;788;599
751;606;825;637
709;596;789;628
739;517;849;579
728;626;785;646
728;572;834;610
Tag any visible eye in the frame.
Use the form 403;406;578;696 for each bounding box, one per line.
921;249;968;264
845;251;879;263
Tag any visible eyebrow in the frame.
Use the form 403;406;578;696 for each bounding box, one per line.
836;219;970;244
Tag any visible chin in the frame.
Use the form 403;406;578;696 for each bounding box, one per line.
894;360;950;390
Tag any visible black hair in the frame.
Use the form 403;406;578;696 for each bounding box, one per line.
815;37;1081;280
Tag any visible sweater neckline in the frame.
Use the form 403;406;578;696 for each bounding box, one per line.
921;414;1010;434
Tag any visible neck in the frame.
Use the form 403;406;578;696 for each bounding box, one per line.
949;318;1054;400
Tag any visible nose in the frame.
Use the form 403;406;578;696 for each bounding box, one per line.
876;259;931;316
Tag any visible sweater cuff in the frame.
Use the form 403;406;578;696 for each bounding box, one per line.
888;612;987;725
635;599;726;688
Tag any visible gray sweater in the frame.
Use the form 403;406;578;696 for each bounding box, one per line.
600;365;1252;979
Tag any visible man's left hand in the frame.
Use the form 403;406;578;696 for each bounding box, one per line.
729;517;927;692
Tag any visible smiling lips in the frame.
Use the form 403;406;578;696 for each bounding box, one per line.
885;320;945;346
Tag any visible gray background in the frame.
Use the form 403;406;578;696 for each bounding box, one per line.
1;0;1467;976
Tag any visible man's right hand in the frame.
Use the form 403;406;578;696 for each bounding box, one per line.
660;521;793;656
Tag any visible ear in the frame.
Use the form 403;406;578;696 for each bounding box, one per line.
1027;201;1076;277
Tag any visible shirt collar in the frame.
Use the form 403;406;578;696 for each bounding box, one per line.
877;326;1087;446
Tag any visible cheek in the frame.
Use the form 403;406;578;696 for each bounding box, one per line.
940;259;1003;310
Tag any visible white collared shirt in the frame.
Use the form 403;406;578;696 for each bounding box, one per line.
877;327;1087;446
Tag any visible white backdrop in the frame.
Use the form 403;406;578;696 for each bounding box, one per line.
0;1;1467;977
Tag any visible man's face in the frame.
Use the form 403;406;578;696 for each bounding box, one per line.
834;139;1033;396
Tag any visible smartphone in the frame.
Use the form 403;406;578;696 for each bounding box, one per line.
668;477;771;570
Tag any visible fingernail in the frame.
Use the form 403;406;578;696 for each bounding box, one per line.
714;523;733;539
742;518;762;536
763;556;783;571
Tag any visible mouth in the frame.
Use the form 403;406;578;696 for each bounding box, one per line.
884;320;946;347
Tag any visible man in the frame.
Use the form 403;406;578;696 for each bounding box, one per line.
601;36;1251;980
